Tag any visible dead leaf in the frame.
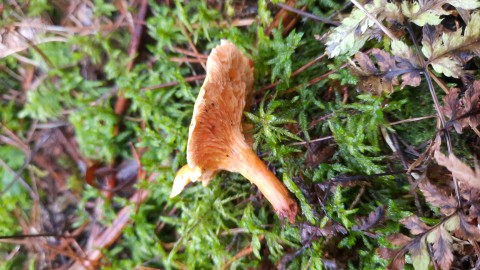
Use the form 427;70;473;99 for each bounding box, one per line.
422;12;480;78
400;215;430;235
454;213;480;240
388;251;406;270
378;246;407;270
377;247;398;259
300;222;347;244
427;226;453;270
306;143;336;168
387;233;411;247
441;88;464;133
419;180;457;215
462;80;480;129
441;81;480;133
0;17;60;59
408;236;430;270
434;150;480;190
350;48;421;94
352;206;384;231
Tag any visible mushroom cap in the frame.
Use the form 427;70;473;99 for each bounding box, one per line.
186;40;254;184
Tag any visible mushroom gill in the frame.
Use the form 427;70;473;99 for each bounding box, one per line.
171;40;298;223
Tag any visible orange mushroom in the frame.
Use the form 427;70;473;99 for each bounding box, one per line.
171;40;298;223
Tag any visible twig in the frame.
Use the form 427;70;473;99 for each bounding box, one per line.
0;129;52;199
428;70;449;94
330;170;408;182
109;0;149;198
222;235;265;270
405;21;462;206
350;0;397;41
307;113;334;130
284;64;347;94
173;47;208;59
389;115;437;125
260;53;327;92
125;0;148;71
70;173;158;269
349;185;365;209
1;124;30;154
140;74;206;91
0;233;74;240
169;57;207;64
0;158;37;200
289;135;334;146
275;3;340;25
383;129;424;216
328;2;353;19
179;24;207;71
266;0;303;36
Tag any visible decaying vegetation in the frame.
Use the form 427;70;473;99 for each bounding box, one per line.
0;0;479;269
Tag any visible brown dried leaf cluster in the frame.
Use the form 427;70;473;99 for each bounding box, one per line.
350;48;421;95
441;81;480;134
380;150;480;269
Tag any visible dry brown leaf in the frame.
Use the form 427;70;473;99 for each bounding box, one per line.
388;251;406;270
400;215;431;235
455;213;480;240
300;222;347;244
378;247;407;270
377;247;396;259
463;80;480;129
0;18;60;59
441;81;480;133
428;226;453;270
352;206;384;231
419;180;457;215
350;48;421;94
441;88;464;133
434;150;480;190
408;236;430;270
387;233;411;247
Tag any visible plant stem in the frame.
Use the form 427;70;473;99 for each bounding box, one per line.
404;21;462;206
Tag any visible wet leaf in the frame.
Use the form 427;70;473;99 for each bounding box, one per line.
419;180;457;215
434;151;480;190
387;233;411;247
409;236;430;270
427;226;453;270
351;48;421;94
352;206;384;231
422;12;480;78
400;215;431;235
455;213;480;240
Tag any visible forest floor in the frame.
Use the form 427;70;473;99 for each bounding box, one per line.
0;1;480;269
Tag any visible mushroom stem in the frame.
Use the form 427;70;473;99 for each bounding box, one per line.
233;146;298;224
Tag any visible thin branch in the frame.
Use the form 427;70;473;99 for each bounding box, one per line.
289;135;334;146
350;0;397;41
330;170;408;182
173;47;208;59
169;57;207;64
0;158;37;200
70;173;158;269
260;53;327;92
222;236;264;270
140;74;206;91
276;3;340;25
0;233;74;240
284;64;346;94
428;70;449;94
405;21;462;206
389;114;437;125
